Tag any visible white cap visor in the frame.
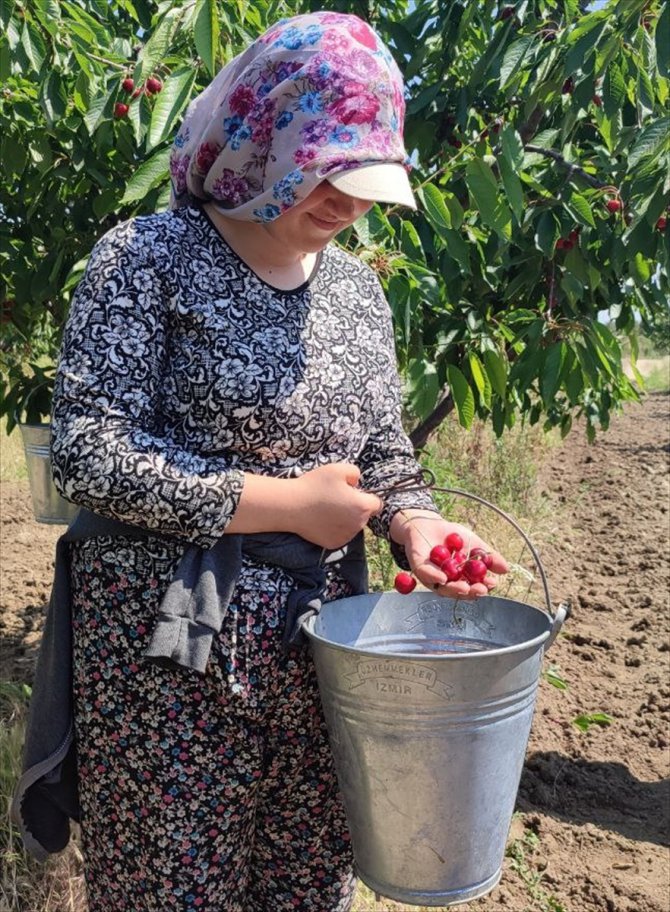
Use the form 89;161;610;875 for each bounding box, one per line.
326;162;416;209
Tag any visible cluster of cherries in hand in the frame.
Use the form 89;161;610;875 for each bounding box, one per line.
394;532;493;595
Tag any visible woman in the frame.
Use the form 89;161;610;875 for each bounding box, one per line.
19;12;507;912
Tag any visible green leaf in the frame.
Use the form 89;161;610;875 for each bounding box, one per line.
83;93;108;135
2;134;28;178
419;184;452;230
408;358;439;419
147;68;197;150
499;36;534;88
483;349;508;398
565;363;584;405
535;210;559;256
34;0;61;35
119;146;172;204
628;117;670;169
194;0;220;78
566;189;597;228
443;193;464;230
441;229;471;274
61;1;109;48
446;364;475;429
466;159;511;237
388;274;412;346
21;21;46;72
40;70;67;126
603;62;626;119
353;214;370;246
134;9;180;84
72;70;92;114
406;82;441;115
400;220;424;262
566;9;609;44
541;342;566;405
468;352;490;407
572;712;613;732
630;252;652;285
499;156;523;221
501;126;524;170
657;1;670;79
0;0;12;30
637;66;655;118
544;665;568;690
531;129;560;149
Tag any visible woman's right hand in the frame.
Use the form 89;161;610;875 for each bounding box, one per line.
291;463;383;549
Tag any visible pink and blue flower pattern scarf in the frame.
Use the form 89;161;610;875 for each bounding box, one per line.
170;12;409;222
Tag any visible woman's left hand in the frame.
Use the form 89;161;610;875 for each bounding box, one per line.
389;509;509;600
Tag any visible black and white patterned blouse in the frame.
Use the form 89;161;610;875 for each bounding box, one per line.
51;206;436;550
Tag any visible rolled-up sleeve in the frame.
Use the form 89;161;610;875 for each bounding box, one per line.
50;220;244;548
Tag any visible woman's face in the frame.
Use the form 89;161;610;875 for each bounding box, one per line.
264;182;373;254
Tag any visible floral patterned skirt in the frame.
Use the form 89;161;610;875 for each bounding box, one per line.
70;534;356;912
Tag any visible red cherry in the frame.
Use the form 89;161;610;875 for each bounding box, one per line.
113;102;129;118
568;228;580;242
463;559;487;583
394;572;417;595
592;95;602;107
492;119;503;134
657;216;667;231
450;550;466;564
556;238;566;250
469;548;494;569
445;532;464;552
606;199;622;213
122;77;135;93
562;78;574;94
480;129;489;139
442;558;463;582
563;239;574;250
448;136;462;149
429;545;451;566
500;6;515;20
145;76;163;94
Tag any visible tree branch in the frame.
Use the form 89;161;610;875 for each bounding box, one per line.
409;391;455;451
525;144;609;190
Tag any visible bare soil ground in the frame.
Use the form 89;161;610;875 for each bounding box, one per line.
1;392;668;912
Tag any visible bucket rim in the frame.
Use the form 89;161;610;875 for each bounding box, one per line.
302;594;552;660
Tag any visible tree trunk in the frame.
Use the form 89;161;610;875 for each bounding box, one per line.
409;390;455;450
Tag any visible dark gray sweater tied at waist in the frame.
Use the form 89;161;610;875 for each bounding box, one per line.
11;507;368;861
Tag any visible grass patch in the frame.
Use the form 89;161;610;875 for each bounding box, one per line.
0;417;28;483
642;357;670;392
0;683;87;912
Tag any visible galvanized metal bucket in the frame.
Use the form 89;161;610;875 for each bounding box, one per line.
19;423;79;525
302;487;568;907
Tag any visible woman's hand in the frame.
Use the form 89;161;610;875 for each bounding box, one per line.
389;509;509;600
291;463;383;550
225;463;382;547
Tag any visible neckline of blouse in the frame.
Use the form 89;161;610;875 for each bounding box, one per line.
195;206;324;297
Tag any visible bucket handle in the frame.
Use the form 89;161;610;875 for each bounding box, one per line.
367;468;570;647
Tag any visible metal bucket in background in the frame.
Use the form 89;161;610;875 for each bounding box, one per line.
18;423;78;525
301;486;569;908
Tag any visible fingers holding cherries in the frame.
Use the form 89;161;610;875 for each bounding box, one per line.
393;522;509;601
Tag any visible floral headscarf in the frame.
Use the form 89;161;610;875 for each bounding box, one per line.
169;11;409;222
